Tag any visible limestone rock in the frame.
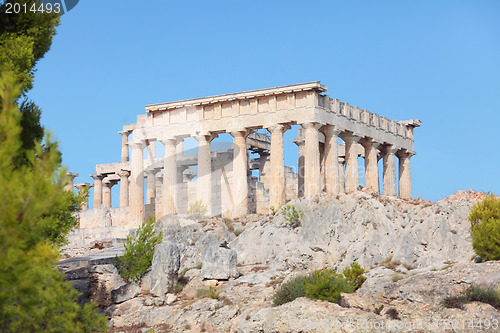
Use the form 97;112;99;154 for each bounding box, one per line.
111;283;141;304
143;242;180;296
88;264;126;307
201;242;239;280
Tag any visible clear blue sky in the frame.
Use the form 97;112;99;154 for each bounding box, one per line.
27;0;500;205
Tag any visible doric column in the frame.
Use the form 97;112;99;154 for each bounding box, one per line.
146;170;156;204
146;143;156;204
118;170;130;207
74;183;93;210
341;133;361;192
293;138;305;197
64;172;79;191
230;130;250;217
129;141;146;225
90;174;104;208
322;125;341;194
267;124;290;208
381;144;398;196
338;157;345;193
301;122;322;197
102;179;112;208
360;138;380;193
119;130;131;163
397;150;414;199
162;138;177;215
196;134;214;215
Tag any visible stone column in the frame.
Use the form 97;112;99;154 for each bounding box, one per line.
90;174;104;208
74;183;93;210
397;150;413;199
361;138;380;193
102;179;112;208
196;134;214;215
146;170;156;204
381;145;398;196
294;139;305;197
301;122;322;197
129;141;146;225
162;138;177;215
231;130;250;217
268;124;289;208
119;170;130;207
64;172;79;191
338;158;345;193
119;130;130;162
341;133;361;192
322;125;341;194
146;143;156;204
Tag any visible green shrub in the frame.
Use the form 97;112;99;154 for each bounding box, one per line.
442;285;500;310
468;194;500;261
272;274;309;306
115;216;163;283
272;262;366;306
269;206;278;216
304;269;354;303
175;264;202;294
342;262;367;289
197;286;219;299
187;200;208;217
280;204;303;227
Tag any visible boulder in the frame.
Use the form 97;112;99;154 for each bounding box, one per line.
111;282;140;304
201;240;239;280
142;242;180;296
88;264;126;307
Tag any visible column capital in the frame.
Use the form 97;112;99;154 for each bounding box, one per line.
67;172;79;179
380;144;399;155
160;138;177;146
267;124;291;135
321;125;341;137
103;178;118;187
340;132;361;143
230;129;251;139
74;182;93;190
118;169;130;177
396;149;415;158
360;137;381;149
128;141;147;150
195;133;217;143
90;173;104;181
300;121;322;131
118;130;132;136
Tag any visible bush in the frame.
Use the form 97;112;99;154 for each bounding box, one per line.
272;274;309;306
303;269;354;303
342;262;367;289
279;204;303;227
468;194;500;261
442;285;500;310
272;262;366;306
187;200;208;217
115;216;163;283
197;286;219;299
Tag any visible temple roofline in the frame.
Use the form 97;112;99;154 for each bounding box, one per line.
145;81;327;112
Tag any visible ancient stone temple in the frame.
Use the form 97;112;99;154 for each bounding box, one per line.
73;81;420;228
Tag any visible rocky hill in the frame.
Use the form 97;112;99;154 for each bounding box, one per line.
59;190;500;332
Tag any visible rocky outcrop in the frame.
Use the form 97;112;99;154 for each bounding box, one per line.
61;190;499;332
232;191;479;272
141;242;180;296
111;283;141;304
201;236;239;280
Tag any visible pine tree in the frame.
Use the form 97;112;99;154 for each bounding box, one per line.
0;71;107;332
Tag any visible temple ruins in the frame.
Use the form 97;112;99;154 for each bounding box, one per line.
71;81;421;229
